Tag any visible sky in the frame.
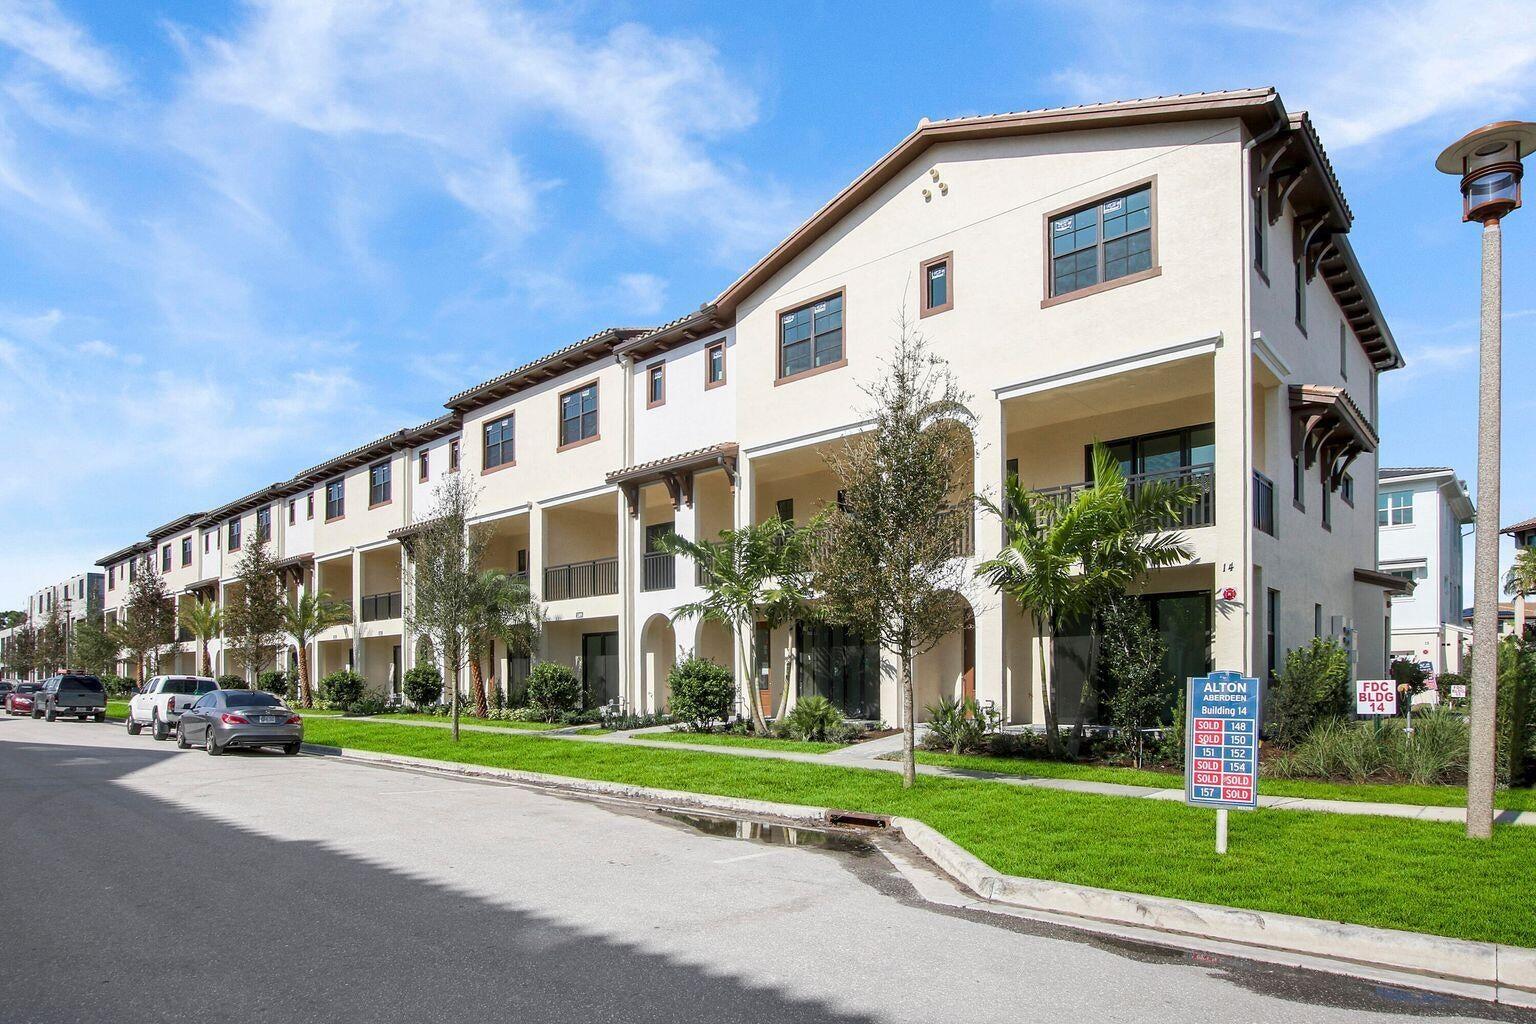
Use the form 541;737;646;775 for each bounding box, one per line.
1;0;1533;608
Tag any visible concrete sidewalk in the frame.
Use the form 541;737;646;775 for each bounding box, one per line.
315;713;1536;828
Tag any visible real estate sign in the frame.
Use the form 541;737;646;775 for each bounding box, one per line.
1355;678;1397;715
1185;670;1260;810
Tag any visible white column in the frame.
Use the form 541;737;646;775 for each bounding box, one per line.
350;550;365;682
528;502;547;662
616;488;635;714
733;457;757;717
1212;340;1253;674
972;397;1009;720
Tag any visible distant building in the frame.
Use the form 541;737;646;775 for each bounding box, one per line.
1378;467;1473;674
1461;603;1526;642
1501;514;1536;640
10;572;106;681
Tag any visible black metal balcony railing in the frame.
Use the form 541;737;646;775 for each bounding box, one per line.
544;557;619;601
177;626;193;643
1253;471;1276;537
944;508;975;558
1035;464;1216;529
360;591;401;622
642;551;675;592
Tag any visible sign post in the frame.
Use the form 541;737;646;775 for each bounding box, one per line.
1185;670;1261;854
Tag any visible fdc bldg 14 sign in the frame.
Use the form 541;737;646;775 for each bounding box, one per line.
1185;670;1260;809
1356;678;1397;715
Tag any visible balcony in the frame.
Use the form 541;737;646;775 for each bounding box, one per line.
544;557;619;601
642;551;675;592
360;591;401;622
1035;464;1215;529
1254;471;1275;537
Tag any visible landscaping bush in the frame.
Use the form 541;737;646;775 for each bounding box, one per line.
922;696;1000;754
1270;638;1351;746
1438;672;1470;706
526;662;581;721
217;674;247;690
1499;638;1536;786
403;665;443;709
1395;706;1468;786
346;694;388;716
782;695;844;742
101;674;135;698
1263;710;1468;786
257;669;291;698
318;669;365;709
1097;598;1173;767
666;656;734;731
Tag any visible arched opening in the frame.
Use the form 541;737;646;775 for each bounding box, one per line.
694;617;741;714
913;592;976;722
641;614;677;715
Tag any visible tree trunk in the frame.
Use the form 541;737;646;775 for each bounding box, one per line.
1036;615;1063;757
450;660;461;742
298;643;313;709
470;654;488;718
1068;617;1103;760
739;626;768;736
901;639;916;789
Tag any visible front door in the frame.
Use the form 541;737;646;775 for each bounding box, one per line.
961;607;976;703
581;632;620;708
795;621;880;720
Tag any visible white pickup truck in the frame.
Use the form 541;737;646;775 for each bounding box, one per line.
127;676;220;741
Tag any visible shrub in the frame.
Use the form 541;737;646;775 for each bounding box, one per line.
1499;637;1536;786
487;680;505;713
1394;706;1468;786
257;669;290;697
1270;638;1351;746
217;674;247;690
922;696;999;754
101;674;136;698
403;665;443;709
1097;598;1173;767
666;656;735;731
783;695;844;742
1438;672;1470;706
1262;710;1469;786
526;662;581;721
319;669;365;709
347;695;388;716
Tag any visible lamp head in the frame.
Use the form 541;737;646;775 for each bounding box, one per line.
1437;121;1536;223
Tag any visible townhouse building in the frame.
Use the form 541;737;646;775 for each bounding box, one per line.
1375;467;1475;674
0;572;105;681
90;88;1406;724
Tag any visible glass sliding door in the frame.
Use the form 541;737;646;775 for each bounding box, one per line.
581;632;619;708
795;621;880;720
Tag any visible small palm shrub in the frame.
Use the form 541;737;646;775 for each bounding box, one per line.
1393;707;1468;786
782;695;843;742
403;665;443;709
319;669;365;709
667;656;734;731
922;696;1000;754
347;694;388;716
1264;710;1469;786
526;662;581;721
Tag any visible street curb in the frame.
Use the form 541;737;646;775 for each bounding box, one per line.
301;741;1535;1007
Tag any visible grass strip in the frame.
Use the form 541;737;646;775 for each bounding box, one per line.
370;713;559;731
636;731;844;754
302;717;1536;948
910;751;1536;812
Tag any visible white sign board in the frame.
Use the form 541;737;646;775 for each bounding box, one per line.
1451;684;1468;699
1355;678;1397;715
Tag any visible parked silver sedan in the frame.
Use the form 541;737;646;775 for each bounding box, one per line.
175;690;303;756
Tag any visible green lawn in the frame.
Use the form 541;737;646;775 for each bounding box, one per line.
910;751;1536;812
370;712;559;731
106;700;130;720
301;718;1536;948
636;730;845;754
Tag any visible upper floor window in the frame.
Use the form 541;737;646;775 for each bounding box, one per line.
706;340;726;388
1321;481;1332;530
778;291;844;381
1252;187;1266;276
1339;322;1348;380
483;414;515;470
559;382;599;449
325;479;345;521
204;532;212;554
1294;255;1307;333
306;492;315;520
1292;453;1305;511
449;439;461;472
228;518;241;552
1048;183;1153;299
161;544;171;572
129;559;137;582
107;567;114;591
1378;490;1412;527
256;506;272;544
418;449;429;482
288;499;296;525
920;253;953;316
1341;473;1355;507
181;537;192;566
368;461;392;507
646;362;666;408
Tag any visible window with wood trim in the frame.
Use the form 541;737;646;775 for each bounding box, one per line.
1252;187;1266;276
1049;184;1152;298
449;439;460;472
559;383;598;448
1294;254;1307;332
228;518;241;551
161;544;171;572
325;479;344;521
368;461;391;506
418;449;429;482
920;253;952;316
483;414;515;470
778;292;843;380
256;506;271;543
288;499;296;525
705;340;726;388
306;492;314;520
646;362;665;408
181;537;192;567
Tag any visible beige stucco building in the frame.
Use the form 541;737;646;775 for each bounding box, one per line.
89;88;1405;725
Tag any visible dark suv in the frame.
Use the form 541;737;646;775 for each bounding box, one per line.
35;674;107;722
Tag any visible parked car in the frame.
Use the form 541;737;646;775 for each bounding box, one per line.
126;675;219;741
0;680;14;702
33;674;107;722
5;682;40;716
176;690;303;756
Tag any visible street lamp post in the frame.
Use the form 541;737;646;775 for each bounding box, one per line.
1437;121;1536;840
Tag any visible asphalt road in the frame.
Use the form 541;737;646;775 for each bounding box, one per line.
2;714;1529;1024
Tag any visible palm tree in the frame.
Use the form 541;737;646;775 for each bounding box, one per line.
178;598;222;678
282;591;352;708
657;517;816;735
977;444;1199;756
465;570;544;717
1505;546;1536;640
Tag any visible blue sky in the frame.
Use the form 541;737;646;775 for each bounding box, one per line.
1;0;1533;606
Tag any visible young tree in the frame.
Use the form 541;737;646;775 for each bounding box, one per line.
813;318;976;788
1097;597;1171;768
281;591;351;708
657;517;816;736
225;540;285;680
407;472;484;741
121;556;176;681
35;605;66;676
70;610;118;677
178;597;222;677
5;623;37;679
466;570;543;718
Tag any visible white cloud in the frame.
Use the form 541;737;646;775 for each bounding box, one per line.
76;338;114;358
0;0;125;95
